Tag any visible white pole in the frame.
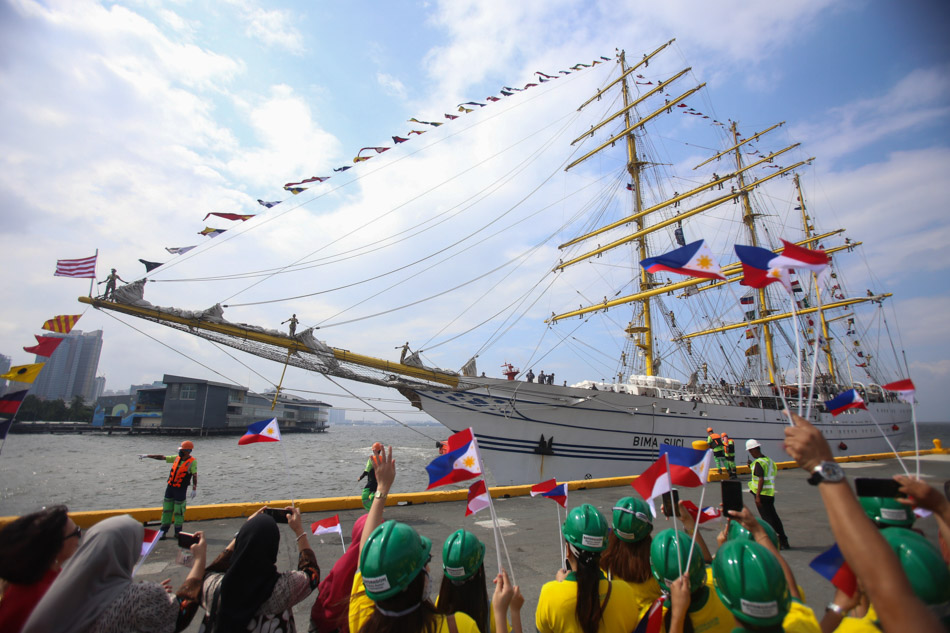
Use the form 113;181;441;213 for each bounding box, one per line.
277;427;296;506
788;293;804;416
472;435;515;584
556;501;565;570
912;400;920;479
865;410;910;476
664;456;682;578
340;529;347;554
804;289;824;420
684;485;706;575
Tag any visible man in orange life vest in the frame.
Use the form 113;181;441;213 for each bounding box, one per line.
142;441;198;537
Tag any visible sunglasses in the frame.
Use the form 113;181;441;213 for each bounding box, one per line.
66;526;82;540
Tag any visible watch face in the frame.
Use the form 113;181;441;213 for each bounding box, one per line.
819;462;844;481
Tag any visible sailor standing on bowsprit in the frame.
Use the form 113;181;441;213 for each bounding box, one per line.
141;441;198;539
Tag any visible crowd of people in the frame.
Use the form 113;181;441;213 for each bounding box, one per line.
1;412;949;632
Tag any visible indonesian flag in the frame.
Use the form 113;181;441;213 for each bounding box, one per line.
133;527;163;577
882;379;915;404
769;240;829;278
465;480;491;516
530;479;568;508
425;428;481;489
238;418;281;444
311;515;342;536
631;453;672;504
54;254;97;278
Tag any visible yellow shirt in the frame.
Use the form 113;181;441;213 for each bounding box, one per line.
782;600;821;633
833;606;880;632
434;590;509;633
659;581;733;633
349;571;481;633
613;576;662;620
536;574;639;633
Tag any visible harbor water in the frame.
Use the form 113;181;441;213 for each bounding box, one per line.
1;422;948;516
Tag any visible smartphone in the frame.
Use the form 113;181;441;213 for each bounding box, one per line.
263;507;290;523
721;479;743;514
855;477;902;498
177;532;199;548
661;489;680;517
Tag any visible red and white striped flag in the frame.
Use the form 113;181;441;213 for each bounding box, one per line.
311;515;342;536
54;254;97;278
466;480;491;516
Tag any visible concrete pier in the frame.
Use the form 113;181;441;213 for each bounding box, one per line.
123;453;950;632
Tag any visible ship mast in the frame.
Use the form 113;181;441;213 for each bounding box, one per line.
731;121;778;383
619;50;655;376
794;174;837;382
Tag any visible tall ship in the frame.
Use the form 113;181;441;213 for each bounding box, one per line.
79;41;912;485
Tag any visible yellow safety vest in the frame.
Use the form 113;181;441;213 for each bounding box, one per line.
749;456;776;496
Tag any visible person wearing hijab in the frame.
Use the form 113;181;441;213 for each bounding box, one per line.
22;514;206;633
309;514;368;633
201;506;320;633
0;505;81;633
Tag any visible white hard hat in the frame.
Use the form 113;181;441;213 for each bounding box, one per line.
745;439;760;451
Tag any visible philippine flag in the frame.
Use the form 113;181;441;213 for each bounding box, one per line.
639;240;726;280
465;480;491;516
238;418;282;444
631;453;672;503
882;379;915;404
769;240;829;277
825;390;867;417
659;444;713;488
734;244;791;291
633;595;665;633
809;544;857;596
311;515;343;536
680;500;722;524
426;428;482;489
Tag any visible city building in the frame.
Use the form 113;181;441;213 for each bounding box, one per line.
0;353;11;394
94;374;330;432
29;330;103;402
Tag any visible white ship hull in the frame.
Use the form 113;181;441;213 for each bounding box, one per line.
413;377;911;485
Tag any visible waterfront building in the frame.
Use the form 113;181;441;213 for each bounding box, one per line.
93;373;330;432
0;353;10;394
29;330;103;403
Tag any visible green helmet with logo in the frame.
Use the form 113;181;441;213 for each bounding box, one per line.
359;520;432;601
726;517;779;549
441;529;485;582
649;529;706;593
881;528;950;607
859;496;915;528
562;504;609;552
713;540;790;628
611;497;653;543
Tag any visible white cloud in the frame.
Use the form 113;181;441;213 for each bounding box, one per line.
241;6;305;55
377;73;408;100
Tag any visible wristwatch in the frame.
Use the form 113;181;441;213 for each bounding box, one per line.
374;490;386;499
808;461;845;485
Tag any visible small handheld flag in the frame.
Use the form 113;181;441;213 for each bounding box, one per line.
680;500;722;524
809;544;857;596
425;428;482;489
769;240;829;277
311;515;343;536
539;483;568;508
734;245;790;291
530;479;557;496
465;480;491;516
658;444;713;488
882;379;915;404
631;453;671;504
238;418;282;444
633;595;665;633
824;390;866;417
640;240;726;280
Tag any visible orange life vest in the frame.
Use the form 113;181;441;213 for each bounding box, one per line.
167;455;195;487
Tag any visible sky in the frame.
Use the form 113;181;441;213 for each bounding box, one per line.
1;0;948;423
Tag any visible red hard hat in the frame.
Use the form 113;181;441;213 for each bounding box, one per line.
706;427;713;433
180;440;194;450
372;442;383;453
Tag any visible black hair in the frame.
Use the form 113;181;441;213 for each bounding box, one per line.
0;505;70;584
663;586;710;633
359;570;440;633
435;564;489;633
574;547;606;633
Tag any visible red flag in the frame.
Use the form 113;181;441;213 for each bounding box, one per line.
633;596;665;633
54;254;97;278
42;315;81;334
23;335;64;358
466;480;490;516
631;454;671;503
530;479;557;496
0;390;28;417
680;500;721;524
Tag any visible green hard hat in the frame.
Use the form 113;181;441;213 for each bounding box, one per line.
881;528;950;607
441;529;485;582
649;528;706;593
713;540;790;628
727;517;779;549
359;520;432;601
859;495;915;528
562;504;609;552
612;497;653;543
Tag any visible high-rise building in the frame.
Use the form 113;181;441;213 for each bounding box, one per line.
92;376;107;402
29;330;103;402
0;353;10;394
